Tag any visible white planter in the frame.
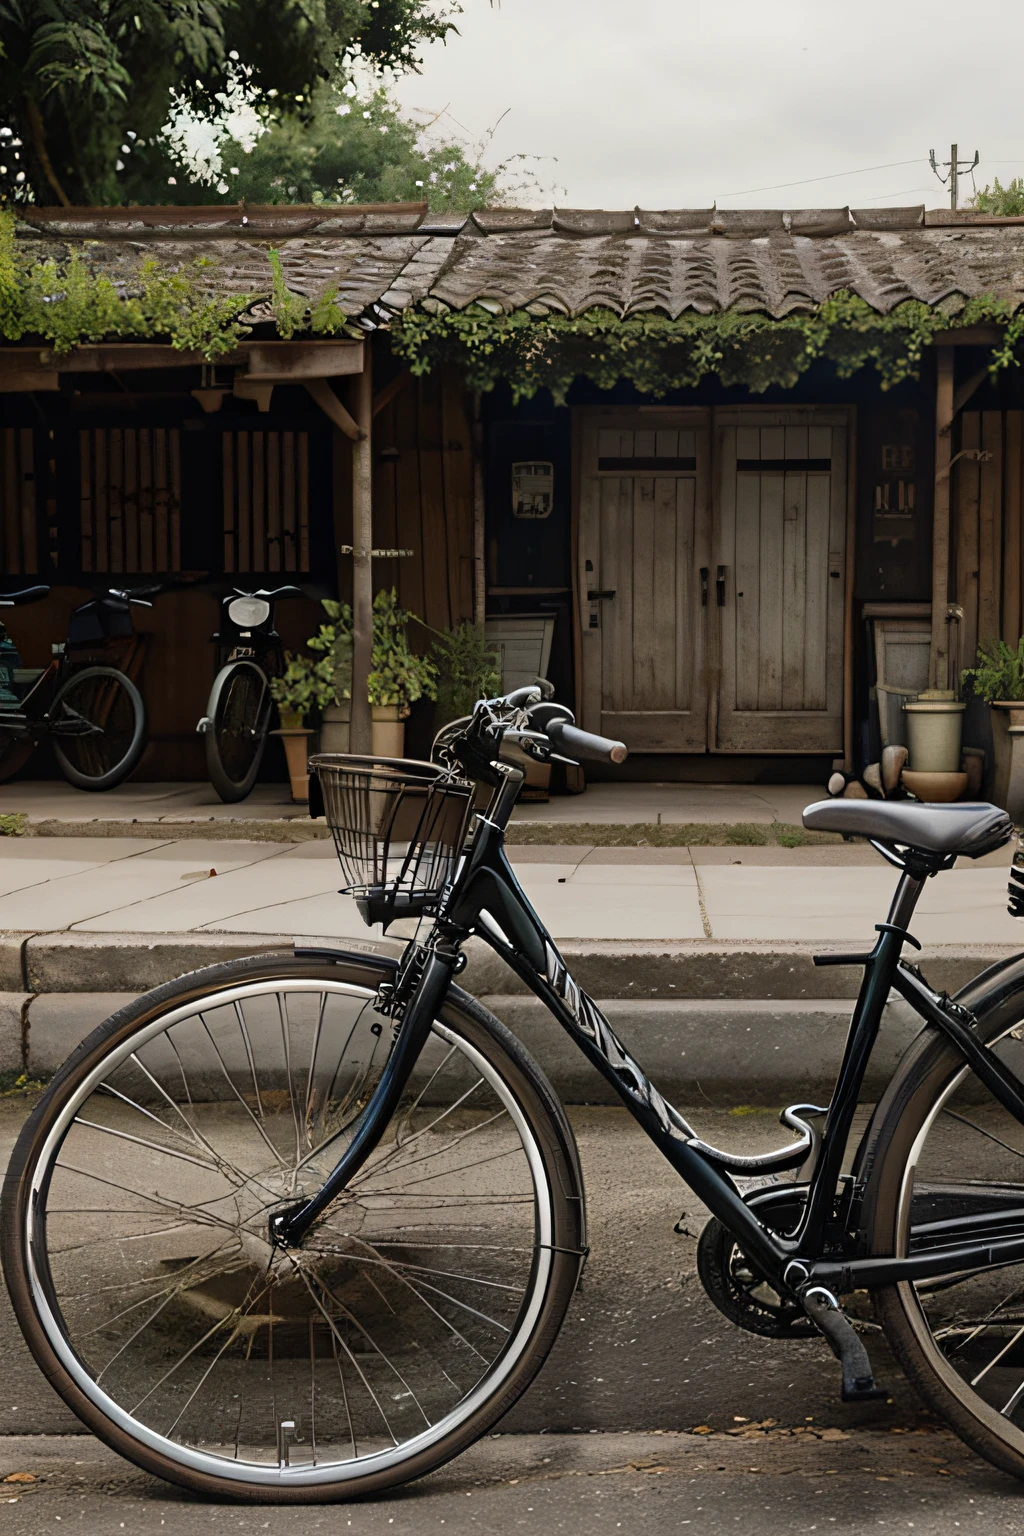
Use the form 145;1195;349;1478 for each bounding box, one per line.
317;703;406;760
903;691;966;772
991;702;1024;818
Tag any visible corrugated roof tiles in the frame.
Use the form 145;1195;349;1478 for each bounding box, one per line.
16;204;1024;322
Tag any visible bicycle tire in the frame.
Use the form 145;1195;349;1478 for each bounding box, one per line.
860;952;1024;1479
1;949;585;1503
50;665;146;791
205;660;271;803
0;730;36;784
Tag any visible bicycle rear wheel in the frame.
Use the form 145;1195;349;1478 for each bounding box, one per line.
1;950;584;1502
862;956;1024;1479
50;665;146;790
205;661;271;803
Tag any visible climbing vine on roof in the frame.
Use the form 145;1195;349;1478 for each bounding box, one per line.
0;209;358;360
390;291;1024;403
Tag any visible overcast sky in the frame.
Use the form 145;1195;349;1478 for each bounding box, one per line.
391;0;1024;211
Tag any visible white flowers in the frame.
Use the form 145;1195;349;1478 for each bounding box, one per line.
167;176;177;185
115;160;124;171
336;104;351;116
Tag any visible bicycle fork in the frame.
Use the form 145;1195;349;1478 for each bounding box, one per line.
268;937;460;1248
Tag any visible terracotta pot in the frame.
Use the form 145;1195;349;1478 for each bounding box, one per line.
901;768;968;803
272;728;313;802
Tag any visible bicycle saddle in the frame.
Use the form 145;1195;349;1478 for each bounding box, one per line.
802;798;1013;858
0;585;50;606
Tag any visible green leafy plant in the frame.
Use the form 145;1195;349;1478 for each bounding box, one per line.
307;598;353;706
306;591;436;715
368;589;437;714
962;638;1024;703
426;622;501;726
392;291;1024;404
269;652;336;727
974;178;1024;217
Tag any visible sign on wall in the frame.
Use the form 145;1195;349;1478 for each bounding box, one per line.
511;461;553;518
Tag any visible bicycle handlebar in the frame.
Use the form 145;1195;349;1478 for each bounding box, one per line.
544;718;628;765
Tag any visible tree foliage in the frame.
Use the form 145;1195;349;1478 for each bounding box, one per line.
973;177;1024;218
159;82;501;210
0;0;458;206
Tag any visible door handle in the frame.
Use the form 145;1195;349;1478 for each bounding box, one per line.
587;590;616;600
716;565;727;607
699;567;708;606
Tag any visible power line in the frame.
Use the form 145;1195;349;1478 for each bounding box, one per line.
720;159;921;197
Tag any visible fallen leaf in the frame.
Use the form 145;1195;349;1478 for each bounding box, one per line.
3;1474;36;1484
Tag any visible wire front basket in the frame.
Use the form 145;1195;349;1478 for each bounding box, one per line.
310;753;475;926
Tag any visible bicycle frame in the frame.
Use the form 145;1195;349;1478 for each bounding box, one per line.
273;767;1024;1301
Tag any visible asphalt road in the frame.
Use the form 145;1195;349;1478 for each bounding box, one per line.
1;1426;1021;1534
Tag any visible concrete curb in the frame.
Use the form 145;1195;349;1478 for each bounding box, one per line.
3;989;922;1100
0;929;1018;997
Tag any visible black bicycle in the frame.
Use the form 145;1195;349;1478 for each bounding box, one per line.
0;584;156;790
9;686;1024;1500
197;585;303;802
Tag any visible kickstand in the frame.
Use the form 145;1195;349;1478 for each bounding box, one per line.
800;1286;888;1403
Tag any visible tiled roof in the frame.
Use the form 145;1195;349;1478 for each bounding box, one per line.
16;203;1024;321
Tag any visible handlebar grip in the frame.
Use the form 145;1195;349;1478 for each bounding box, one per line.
546;719;628;765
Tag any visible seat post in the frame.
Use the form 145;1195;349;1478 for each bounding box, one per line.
887;869;927;931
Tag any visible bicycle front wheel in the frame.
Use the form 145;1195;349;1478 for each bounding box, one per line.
50;665;146;790
205;661;271;803
1;950;584;1502
862;955;1024;1480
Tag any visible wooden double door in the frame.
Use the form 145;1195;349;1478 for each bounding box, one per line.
578;407;848;755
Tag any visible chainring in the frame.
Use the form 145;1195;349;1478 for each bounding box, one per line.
696;1215;818;1339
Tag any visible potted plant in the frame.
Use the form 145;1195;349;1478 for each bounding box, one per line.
962;637;1024;815
268;651;335;801
428;621;502;728
308;590;437;757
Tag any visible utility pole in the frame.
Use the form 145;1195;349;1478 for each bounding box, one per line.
929;145;980;210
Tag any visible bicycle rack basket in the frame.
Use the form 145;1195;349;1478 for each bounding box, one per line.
310;753;475;926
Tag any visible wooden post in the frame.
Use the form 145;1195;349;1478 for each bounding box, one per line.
931;347;955;689
472;390;486;626
350;358;373;756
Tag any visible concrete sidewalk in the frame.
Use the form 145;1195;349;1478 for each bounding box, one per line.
0;778;816;829
0;831;1016;944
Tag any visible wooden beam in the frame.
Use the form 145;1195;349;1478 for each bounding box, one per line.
373;370;412;418
931;347;955;689
471;389;486;626
243;341;363;380
349;361;374;756
949;366;989;425
931;327;1005;347
304;378;365;442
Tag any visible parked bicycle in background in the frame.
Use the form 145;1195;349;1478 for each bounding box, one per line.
196;585;303;802
0;583;162;790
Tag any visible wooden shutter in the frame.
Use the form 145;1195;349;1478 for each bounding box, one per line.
0;427;37;575
222;430;310;573
79;427;181;573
